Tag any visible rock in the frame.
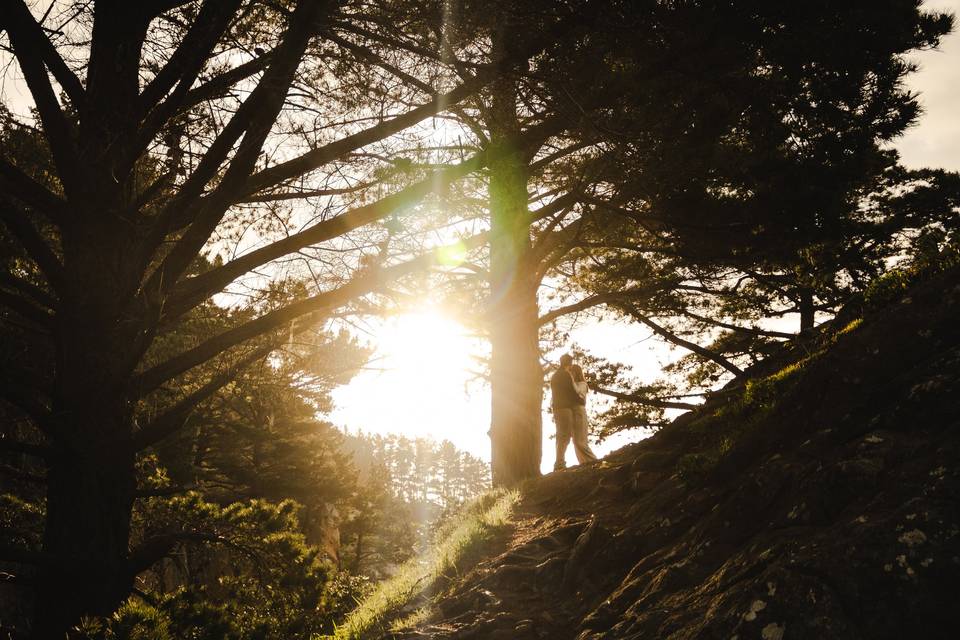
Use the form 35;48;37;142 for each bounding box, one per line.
562;516;609;592
534;555;565;591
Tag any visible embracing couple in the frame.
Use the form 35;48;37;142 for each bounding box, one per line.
550;354;598;471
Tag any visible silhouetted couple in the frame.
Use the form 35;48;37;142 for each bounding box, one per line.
550;354;598;471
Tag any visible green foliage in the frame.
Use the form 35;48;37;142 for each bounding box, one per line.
677;452;719;485
742;362;804;412
863;244;960;311
0;492;44;548
863;269;913;309
677;356;813;485
80;495;359;640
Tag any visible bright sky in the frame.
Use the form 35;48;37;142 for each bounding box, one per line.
331;0;960;471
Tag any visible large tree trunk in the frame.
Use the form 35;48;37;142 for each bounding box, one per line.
487;33;542;487
31;223;142;638
33;433;136;638
488;266;542;486
798;288;815;332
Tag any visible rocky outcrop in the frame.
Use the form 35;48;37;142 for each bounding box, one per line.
389;267;960;639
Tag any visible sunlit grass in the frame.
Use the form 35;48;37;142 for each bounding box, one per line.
319;489;519;640
390;605;434;633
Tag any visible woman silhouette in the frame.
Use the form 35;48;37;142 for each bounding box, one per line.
568;364;598;464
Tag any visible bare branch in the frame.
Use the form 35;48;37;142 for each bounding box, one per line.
136;233;489;393
239;73;491;197
138;0;244;109
144;0;328;294
620;304;744;376
129;0;246;168
682;310;796;340
0;0;85;105
0;156;67;223
593;386;699;411
2;3;82;197
165;152;488;320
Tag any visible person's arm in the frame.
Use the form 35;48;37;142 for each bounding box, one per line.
575;381;589;401
564;375;586;406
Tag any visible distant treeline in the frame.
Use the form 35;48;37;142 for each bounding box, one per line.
345;433;491;508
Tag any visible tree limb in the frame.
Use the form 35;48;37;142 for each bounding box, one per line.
143;0;328;295
138;0;244;110
620;304;745;376
593;385;699;410
238;73;491;197
0;0;85;106
163;152;488;320
0;288;53;328
128;0;246;170
133;341;278;450
0;544;46;566
538;292;626;326
0;271;56;309
2;1;82;197
682;310;796;340
136;232;488;393
0;200;65;291
0;463;45;484
0;156;67;223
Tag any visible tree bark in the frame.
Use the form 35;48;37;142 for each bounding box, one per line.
31;220;142;639
487;28;542;487
34;440;136;638
798;288;815;332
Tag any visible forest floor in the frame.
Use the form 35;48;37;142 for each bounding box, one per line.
361;264;960;640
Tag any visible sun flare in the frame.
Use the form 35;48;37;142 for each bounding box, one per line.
374;310;476;382
332;308;491;457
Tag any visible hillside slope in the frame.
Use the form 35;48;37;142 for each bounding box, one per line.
387;266;960;640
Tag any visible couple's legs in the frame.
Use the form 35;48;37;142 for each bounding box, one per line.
572;407;598;464
554;408;573;470
554;407;597;470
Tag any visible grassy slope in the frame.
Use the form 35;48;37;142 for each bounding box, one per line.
321;490;519;640
381;265;960;640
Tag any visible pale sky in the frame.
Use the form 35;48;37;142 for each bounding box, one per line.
896;0;960;172
332;0;960;470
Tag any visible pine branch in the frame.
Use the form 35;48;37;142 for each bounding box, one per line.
620;304;745;376
592;386;699;411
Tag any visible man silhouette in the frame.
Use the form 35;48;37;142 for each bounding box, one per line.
550;354;584;471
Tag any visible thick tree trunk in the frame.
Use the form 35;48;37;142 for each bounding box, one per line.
33;435;135;639
487;39;542;487
488;269;542;487
31;224;142;638
798;289;815;332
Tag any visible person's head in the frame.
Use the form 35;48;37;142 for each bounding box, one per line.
559;354;573;369
569;364;585;382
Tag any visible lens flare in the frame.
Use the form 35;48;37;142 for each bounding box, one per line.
436;240;468;267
